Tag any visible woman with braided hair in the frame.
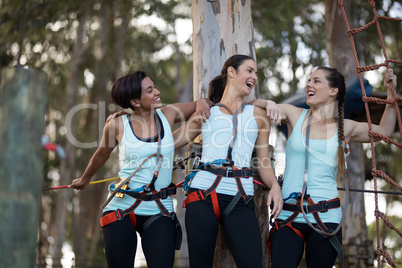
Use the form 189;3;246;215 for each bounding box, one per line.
259;67;397;268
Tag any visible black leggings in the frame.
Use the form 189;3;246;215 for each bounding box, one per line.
270;221;342;268
185;189;262;268
102;211;176;268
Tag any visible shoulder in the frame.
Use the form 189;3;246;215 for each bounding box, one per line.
253;105;267;117
107;115;124;134
278;103;303;115
159;106;177;124
280;105;304;126
253;106;270;129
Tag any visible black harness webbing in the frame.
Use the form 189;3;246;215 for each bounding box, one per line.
183;102;254;220
268;111;348;266
301;112;347;265
100;112;182;249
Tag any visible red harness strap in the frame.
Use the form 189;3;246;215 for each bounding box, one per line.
100;209;137;229
99;184;178;230
267;196;341;254
182;165;252;221
184;188;221;220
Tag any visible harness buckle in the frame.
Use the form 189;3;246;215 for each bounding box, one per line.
160;189;167;199
115;209;124;220
319;201;329;212
244;196;253;205
242;168;251;178
225;168;233;177
303;205;309;214
197;191;207;201
144;184;155;195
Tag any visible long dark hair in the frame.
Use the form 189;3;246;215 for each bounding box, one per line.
208;54;255;103
111;71;147;110
317;66;346;180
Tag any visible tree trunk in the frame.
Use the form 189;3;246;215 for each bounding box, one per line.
191;1;267;267
48;10;86;267
73;2;115;266
192;0;258;102
325;1;369;267
0;66;47;268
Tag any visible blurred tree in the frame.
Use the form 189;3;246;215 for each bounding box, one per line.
1;0;400;266
191;1;272;267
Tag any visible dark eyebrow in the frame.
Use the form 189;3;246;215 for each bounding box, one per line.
248;66;257;75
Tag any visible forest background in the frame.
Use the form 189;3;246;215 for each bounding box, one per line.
0;0;401;267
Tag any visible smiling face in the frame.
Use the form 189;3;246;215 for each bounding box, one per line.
231;59;258;97
305;69;338;107
131;76;162;110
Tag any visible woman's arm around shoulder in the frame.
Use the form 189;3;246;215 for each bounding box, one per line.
161;98;213;127
250;99;303;128
254;107;283;219
69;118;120;190
172;112;203;150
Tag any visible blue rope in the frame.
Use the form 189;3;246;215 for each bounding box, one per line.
283;192;301;202
182;159;228;191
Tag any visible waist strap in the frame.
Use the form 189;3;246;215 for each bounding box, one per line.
283;198;341;214
201;165;253;178
124;183;177;200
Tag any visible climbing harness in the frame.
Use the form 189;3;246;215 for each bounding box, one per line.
182;102;255;221
268;111;349;265
99;112;182;250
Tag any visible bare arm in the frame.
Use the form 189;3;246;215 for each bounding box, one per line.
250;99;282;125
69;120;118;190
250;99;304;128
162;98;213;126
173;112;203;150
254;108;283;218
346;69;397;143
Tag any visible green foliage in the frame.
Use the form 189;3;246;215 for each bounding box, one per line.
367;214;402;265
2;0;400;265
251;0;325;101
251;0;402;101
364;133;402;203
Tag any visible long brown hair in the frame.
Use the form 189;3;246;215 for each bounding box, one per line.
317;67;347;180
208;54;255;103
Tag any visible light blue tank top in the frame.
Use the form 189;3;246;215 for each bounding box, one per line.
278;109;342;224
190;105;258;196
103;109;175;216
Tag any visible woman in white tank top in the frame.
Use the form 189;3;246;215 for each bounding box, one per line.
69;71;212;268
174;55;283;268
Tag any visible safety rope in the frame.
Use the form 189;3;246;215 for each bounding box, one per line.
337;1;402;267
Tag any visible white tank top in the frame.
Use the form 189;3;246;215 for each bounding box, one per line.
190;105;258;196
103;109;175;215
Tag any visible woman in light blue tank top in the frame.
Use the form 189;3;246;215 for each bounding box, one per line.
174;55;283;268
258;67;397;268
69;71;212;268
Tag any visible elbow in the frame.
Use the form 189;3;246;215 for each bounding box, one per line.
96;147;112;159
385;129;395;139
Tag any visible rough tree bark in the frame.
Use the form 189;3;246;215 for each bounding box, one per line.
325;1;369;267
191;1;270;267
